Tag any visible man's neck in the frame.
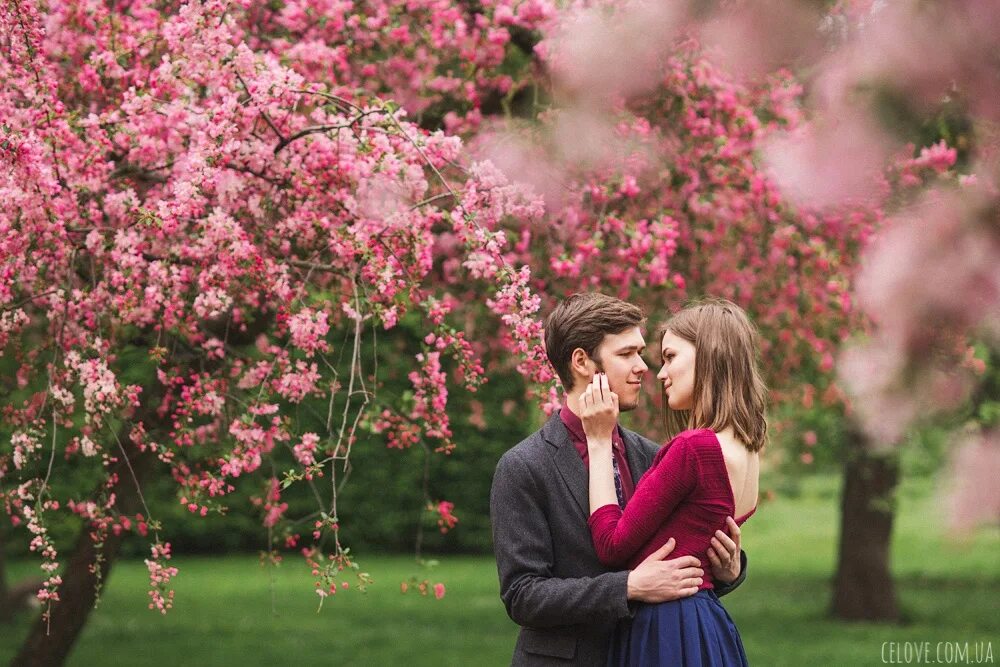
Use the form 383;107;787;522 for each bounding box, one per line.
565;390;585;416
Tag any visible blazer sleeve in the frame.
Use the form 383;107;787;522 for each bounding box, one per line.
491;448;632;628
714;550;748;597
588;437;697;567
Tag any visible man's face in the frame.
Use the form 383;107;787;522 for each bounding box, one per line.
591;326;648;412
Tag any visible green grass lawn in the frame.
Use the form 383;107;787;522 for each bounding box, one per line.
1;474;997;666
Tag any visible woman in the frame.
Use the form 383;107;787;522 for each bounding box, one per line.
580;298;766;666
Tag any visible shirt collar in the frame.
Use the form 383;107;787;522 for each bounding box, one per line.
560;401;625;453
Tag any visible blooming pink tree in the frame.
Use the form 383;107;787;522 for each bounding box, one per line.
1;1;549;662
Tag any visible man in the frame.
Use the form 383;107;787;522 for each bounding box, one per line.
491;293;747;665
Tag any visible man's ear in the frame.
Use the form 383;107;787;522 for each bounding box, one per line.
569;347;596;387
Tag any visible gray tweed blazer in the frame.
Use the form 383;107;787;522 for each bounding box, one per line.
490;411;747;666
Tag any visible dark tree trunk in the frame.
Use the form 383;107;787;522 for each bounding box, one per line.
12;433;157;667
831;423;902;622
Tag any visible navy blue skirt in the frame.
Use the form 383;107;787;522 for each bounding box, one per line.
608;590;749;666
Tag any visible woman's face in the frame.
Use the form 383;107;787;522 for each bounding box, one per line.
656;330;696;411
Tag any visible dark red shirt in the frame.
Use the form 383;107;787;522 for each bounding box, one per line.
588;428;757;590
560;404;635;504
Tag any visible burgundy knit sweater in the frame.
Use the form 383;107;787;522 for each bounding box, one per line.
588;428;756;590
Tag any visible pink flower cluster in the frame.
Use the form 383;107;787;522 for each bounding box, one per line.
399;578;447;600
256;478;289;528
408;351;453;446
65;350;141;428
168;373;228;448
293;432;321;466
145;542;179;614
8;485;63;621
260;0;555;135
372;410;422;450
288;308;331;356
487;266;555;395
224;406;290;478
434;500;459;534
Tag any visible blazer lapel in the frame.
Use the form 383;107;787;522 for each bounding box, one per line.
543;413;589;518
622;429;653;484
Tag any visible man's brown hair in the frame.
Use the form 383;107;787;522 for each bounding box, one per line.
657;298;768;452
544;293;645;392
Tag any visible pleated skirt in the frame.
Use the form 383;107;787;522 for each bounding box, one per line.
608;590;749;666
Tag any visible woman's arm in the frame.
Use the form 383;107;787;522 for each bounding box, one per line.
580;375;698;567
580;374;620;513
588;440;696;566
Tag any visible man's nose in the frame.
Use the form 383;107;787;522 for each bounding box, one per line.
635;358;648;374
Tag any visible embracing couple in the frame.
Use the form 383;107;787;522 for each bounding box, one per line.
490;293;766;666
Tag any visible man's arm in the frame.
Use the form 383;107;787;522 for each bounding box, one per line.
713;551;747;597
707;516;748;597
491;449;631;628
491;449;704;628
625;538;704;602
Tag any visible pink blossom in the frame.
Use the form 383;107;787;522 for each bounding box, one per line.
287;308;330;357
294;433;320;466
145;542;179;614
273;361;321;403
435;500;459;534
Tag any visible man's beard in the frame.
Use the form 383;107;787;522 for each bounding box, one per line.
618;397;639;412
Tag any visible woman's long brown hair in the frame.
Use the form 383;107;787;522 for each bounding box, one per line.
658;298;768;452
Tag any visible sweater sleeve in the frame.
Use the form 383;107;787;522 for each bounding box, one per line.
588;436;698;567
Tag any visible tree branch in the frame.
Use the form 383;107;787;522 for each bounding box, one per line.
272;109;381;155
